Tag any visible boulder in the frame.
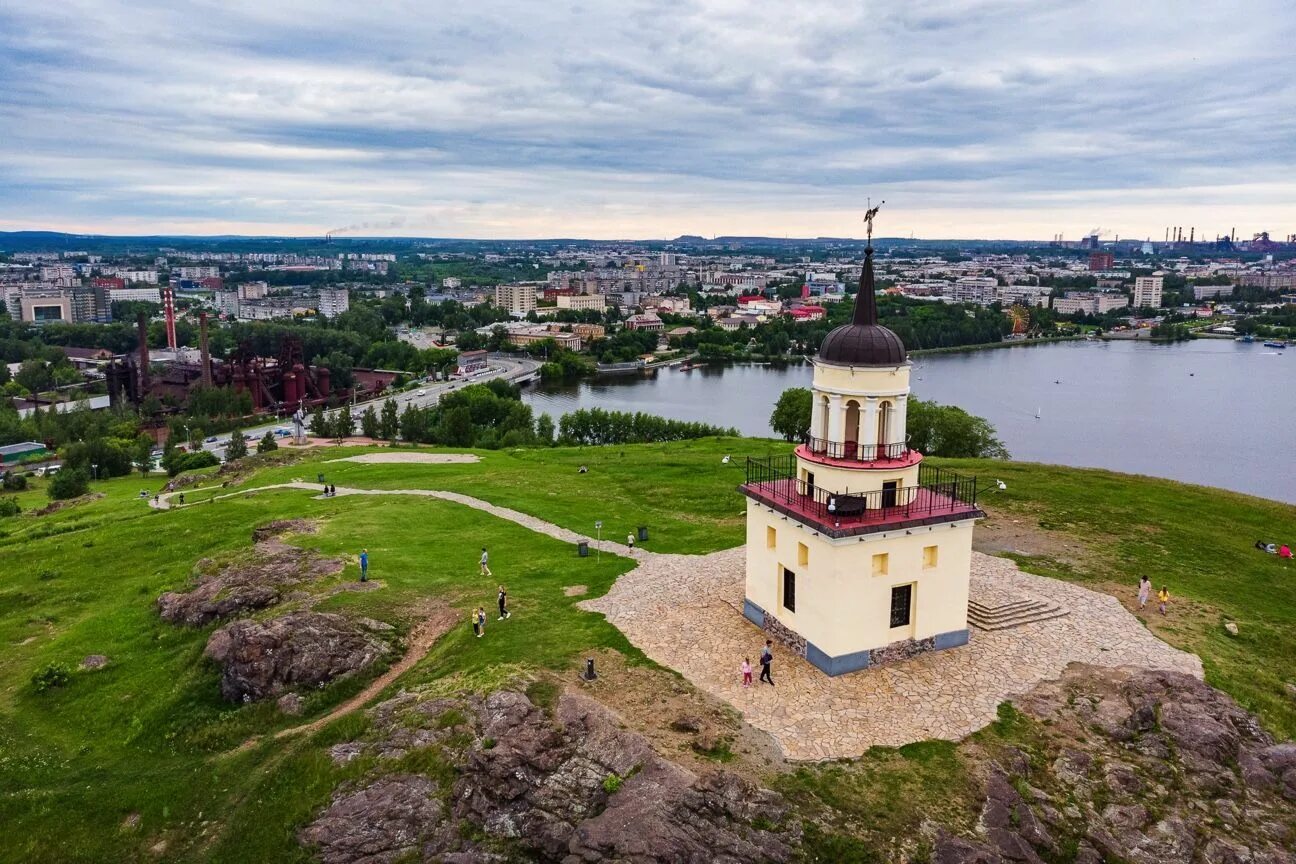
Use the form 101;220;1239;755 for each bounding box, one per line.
298;775;442;864
1224;621;1239;636
79;654;109;670
205;612;389;702
158;545;344;626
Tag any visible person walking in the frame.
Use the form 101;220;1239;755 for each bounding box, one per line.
1157;585;1170;615
626;532;635;549
359;548;369;582
498;585;510;620
741;657;752;687
759;640;774;685
471;607;482;638
479;547;492;577
1137;575;1151;610
476;607;487;637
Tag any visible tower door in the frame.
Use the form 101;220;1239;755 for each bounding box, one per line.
805;471;815;499
881;480;898;508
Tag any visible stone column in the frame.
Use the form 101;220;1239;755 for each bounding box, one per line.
892;394;908;448
809;393;825;444
862;397;879;456
826;394;845;447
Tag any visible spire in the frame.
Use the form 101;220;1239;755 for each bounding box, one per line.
852;245;878;326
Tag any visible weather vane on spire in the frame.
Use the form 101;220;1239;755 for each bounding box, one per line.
864;199;885;244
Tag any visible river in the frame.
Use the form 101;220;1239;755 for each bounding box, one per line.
521;339;1295;504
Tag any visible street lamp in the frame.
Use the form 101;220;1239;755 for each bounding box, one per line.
91;462;99;481
595;520;602;562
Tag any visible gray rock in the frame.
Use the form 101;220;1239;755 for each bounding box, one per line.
204;611;389;702
158;544;343;627
277;692;304;716
79;654;109;670
298;774;442;864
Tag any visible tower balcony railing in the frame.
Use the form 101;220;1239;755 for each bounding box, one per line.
742;454;980;534
801;435;910;463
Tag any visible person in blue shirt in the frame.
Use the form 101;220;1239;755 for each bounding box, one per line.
359;549;369;582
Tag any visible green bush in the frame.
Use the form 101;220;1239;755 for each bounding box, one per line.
0;497;20;518
31;662;72;692
163;450;219;477
1;471;28;491
47;467;90;500
601;774;622;794
257;431;279;453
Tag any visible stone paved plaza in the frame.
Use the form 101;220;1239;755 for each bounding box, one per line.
581;547;1202;761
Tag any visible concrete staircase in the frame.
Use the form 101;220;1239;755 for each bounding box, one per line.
968;596;1069;631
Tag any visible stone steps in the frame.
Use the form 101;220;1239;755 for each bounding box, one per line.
968;598;1070;631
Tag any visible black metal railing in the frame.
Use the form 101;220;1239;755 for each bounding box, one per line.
743;455;979;527
801;435;909;462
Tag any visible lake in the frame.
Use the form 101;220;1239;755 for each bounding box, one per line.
522;339;1295;504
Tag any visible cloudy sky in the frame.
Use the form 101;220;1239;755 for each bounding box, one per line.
1;0;1293;240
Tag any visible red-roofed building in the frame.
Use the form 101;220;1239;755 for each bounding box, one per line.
92;277;125;290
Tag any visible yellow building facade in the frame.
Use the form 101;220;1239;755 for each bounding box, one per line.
740;245;984;675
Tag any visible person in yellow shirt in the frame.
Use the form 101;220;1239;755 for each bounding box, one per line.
1157;586;1170;616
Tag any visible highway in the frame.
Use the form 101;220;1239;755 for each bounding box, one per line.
194;354;541;460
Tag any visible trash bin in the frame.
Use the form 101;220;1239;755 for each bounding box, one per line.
578;540;589;558
637;526;648;542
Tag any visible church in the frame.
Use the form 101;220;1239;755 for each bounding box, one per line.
740;220;984;676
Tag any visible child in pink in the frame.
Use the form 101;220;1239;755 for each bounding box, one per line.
741;658;752;687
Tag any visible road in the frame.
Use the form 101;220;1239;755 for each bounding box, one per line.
195;354;541;460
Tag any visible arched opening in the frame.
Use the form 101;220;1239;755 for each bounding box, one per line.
818;395;830;442
844;400;860;457
877;400;892;453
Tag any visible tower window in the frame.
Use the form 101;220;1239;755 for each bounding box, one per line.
797;542;809;566
872;552;889;576
766;526;776;549
782;567;796;613
890;584;913;629
923;545;939;569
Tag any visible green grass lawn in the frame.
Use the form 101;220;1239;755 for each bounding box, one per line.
0;440;1292;862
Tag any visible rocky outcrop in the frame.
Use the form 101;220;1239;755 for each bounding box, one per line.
938;665;1296;864
301;687;800;863
157;539;342;626
204;611;390;702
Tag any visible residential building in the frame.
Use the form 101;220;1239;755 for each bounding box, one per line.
1133;276;1164;309
20;291;72;323
214;290;240;317
494;283;537;317
571;323;606;341
1053;292;1129;315
318;288;350;319
108;286;163;304
507;329;583;351
120;270;159;284
238;281;269;300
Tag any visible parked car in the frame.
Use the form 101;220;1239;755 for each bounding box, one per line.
205;436;218;443
417;390;427;397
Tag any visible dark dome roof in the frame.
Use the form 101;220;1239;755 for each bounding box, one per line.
819;322;907;366
816;246;908;366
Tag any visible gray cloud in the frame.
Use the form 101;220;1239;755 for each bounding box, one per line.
0;0;1293;238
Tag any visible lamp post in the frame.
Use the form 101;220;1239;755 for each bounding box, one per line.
91;462;99;481
595;520;602;563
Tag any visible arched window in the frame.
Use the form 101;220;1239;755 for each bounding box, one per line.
844;400;860;455
818;395;830;442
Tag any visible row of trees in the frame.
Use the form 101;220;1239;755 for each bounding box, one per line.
769;387;1008;459
557;409;737;445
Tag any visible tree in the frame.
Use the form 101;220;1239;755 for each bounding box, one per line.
15;359;53;395
48;467;90;500
535;413;555;445
437;406;475;447
379;398;400;440
257;431;279;454
769;387;813;442
360;405;379;439
333;410;355;444
906;398;1008;459
309;407;328;437
225;428;248;460
132;434;154;475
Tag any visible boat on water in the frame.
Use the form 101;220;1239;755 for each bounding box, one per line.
1262;341;1287;349
1235;335;1255;343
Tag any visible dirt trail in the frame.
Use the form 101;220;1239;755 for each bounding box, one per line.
275;603;459;740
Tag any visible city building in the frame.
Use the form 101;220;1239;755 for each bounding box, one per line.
494;283;537;317
507;329;582;351
19;290;72;323
214;290;241;317
1133;276;1164;309
1089;251;1115;271
108;286;163;304
456;349;489;376
556;293;606;312
1052;292;1130;315
1192;284;1234;301
624;313;664;331
739;244;983;676
318;288;350;319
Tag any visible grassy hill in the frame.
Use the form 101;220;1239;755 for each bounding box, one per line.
0;438;1292;862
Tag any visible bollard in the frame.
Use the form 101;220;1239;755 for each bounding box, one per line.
577;540;589;558
637;526;648;542
583;658;597;681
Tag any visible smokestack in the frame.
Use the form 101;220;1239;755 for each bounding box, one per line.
1190;227;1194;244
1232;227;1236;242
199;313;212;388
136;312;151;392
163;285;177;350
1165;227;1169;243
